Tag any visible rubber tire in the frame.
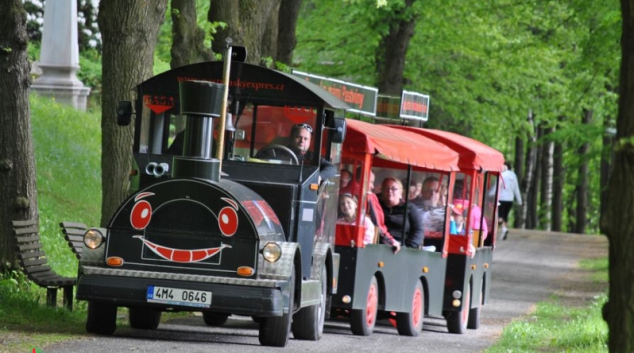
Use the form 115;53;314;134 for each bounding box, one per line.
129;307;162;330
467;284;482;329
396;280;424;336
446;283;470;334
86;301;117;335
293;266;328;340
350;276;378;336
259;267;295;347
203;312;230;327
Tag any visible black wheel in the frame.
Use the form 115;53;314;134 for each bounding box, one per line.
86;301;117;335
396;280;424;336
129;307;162;330
203;312;230;327
255;144;299;164
293;266;328;340
350;276;378;336
259;267;295;347
467;283;483;329
446;283;470;334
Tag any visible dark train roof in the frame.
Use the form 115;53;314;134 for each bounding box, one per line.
137;61;350;110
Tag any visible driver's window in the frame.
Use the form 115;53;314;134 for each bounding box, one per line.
234;105;317;164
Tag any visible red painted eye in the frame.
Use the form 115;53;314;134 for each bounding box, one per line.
130;200;152;230
218;206;238;237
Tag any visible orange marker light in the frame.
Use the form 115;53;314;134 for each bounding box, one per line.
378;261;384;268
310;183;319;191
107;257;124;267
484;263;489;269
422;266;429;273
237;266;254;277
471;264;477;270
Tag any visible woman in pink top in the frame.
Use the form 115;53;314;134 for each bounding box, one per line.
337;193;375;245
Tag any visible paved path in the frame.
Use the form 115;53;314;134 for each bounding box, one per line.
42;229;608;353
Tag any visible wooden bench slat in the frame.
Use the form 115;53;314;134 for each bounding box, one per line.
18;250;46;259
12;219;38;227
66;235;84;242
14;225;40;235
21;264;52;273
15;235;41;243
21;258;49;267
64;229;86;237
60;221;87;229
17;243;46;251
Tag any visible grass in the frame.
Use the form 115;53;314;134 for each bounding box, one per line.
30;93;102;278
484;256;608;353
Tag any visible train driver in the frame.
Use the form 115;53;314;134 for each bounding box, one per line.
287;123;336;181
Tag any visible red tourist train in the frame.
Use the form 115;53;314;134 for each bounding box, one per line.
67;46;503;347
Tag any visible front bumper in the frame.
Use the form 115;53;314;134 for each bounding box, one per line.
76;267;288;317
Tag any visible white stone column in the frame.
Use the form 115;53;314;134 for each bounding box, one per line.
31;0;91;111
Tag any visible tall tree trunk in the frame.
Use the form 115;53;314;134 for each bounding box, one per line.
601;114;615;218
0;0;38;269
603;2;634;350
514;128;525;229
276;0;302;66
527;124;542;229
551;136;564;232
98;0;168;227
540;126;554;231
171;0;214;69
260;0;281;66
575;109;591;234
209;0;281;66
375;0;419;95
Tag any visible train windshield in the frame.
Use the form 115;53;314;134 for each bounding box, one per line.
137;103;320;166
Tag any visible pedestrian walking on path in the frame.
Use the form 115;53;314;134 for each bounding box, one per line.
498;161;522;240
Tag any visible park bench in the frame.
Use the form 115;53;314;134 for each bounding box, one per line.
12;219;75;310
59;221;87;260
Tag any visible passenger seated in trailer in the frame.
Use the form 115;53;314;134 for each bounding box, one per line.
339;169;353;193
452;181;489;240
407;179;426;210
257;123;336;181
365;171;401;253
449;202;466;235
379;177;424;249
337;193;375;245
420;176;442;212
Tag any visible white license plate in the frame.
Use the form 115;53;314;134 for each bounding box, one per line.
146;286;212;308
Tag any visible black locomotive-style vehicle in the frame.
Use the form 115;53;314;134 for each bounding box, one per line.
74;49;348;347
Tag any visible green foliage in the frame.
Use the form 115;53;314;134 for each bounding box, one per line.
30;94;102;278
296;0;619;234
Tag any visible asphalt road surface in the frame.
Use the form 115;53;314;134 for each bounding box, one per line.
44;229;608;353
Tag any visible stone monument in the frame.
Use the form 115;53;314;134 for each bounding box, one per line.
31;0;91;111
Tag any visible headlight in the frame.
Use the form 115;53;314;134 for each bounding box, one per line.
262;242;282;262
84;229;104;249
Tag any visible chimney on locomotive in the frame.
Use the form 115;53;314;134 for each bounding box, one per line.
172;80;225;182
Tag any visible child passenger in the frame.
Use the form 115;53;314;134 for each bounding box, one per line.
337;193;375;245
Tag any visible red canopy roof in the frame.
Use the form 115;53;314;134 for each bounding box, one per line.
388;126;505;172
344;119;459;171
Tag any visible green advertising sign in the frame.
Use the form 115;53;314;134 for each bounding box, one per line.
292;70;378;116
400;90;430;121
376;92;430;122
